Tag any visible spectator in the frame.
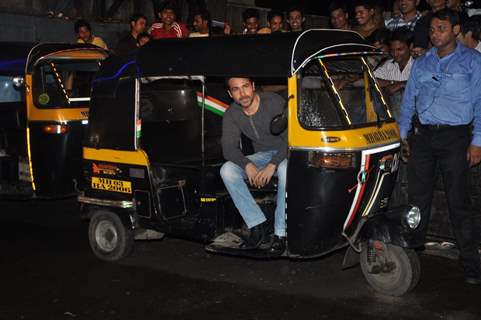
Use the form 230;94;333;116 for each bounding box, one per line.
374;27;413;118
412;0;445;57
373;1;387;30
115;13;147;55
47;0;74;19
391;0;402;20
74;19;108;50
137;32;151;47
457;16;481;52
446;0;462;12
353;0;379;38
385;0;423;31
190;10;211;37
242;8;260;34
399;8;481;286
287;6;305;32
328;1;352;30
366;28;392;54
446;0;469;23
258;10;284;34
150;2;189;39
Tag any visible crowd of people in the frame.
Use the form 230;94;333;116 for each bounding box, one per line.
70;1;481;62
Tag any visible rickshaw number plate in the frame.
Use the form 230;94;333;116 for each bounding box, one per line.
91;177;132;194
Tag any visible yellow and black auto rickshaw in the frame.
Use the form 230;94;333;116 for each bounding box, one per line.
0;42;108;198
79;30;424;296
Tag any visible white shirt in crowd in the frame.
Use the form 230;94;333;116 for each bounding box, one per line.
374;56;414;82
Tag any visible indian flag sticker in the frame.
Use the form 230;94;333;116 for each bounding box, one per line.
136;119;142;138
196;93;229;116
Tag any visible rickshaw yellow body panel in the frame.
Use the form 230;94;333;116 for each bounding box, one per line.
25;75;89;122
287;76;400;150
83;147;150;166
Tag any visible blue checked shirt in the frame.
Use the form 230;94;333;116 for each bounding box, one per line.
398;43;481;146
385;12;422;31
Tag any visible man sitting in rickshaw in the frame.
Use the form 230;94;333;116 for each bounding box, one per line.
220;77;287;251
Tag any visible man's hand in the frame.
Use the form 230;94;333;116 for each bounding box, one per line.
401;139;410;163
254;163;276;188
245;163;259;186
467;144;481;167
386;81;406;95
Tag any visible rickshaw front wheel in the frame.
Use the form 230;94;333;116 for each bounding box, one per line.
360;242;420;297
88;210;134;262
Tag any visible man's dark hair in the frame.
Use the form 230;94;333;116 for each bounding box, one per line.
461;16;481;40
390;27;414;46
328;0;349;15
287;5;304;18
431;8;460;27
242;8;260;22
193;10;212;29
267;9;284;23
130;13;147;24
159;1;178;13
353;0;375;10
366;28;391;46
74;19;91;33
224;77;253;89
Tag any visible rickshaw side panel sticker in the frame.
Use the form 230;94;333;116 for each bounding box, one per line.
91;177;132;194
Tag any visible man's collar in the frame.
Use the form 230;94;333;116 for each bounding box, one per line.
428;42;462;59
400;11;422;22
391;56;413;70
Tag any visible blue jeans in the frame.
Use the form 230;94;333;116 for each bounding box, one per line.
220;151;287;237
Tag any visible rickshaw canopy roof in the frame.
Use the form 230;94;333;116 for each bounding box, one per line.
137;29;377;78
0;42;107;76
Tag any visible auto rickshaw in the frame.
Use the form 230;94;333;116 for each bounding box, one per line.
79;30;424;296
0;42;109;198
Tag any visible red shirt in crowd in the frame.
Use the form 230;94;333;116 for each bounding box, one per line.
150;22;189;39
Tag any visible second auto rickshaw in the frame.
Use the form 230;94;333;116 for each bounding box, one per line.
0;42;108;198
79;30;424;296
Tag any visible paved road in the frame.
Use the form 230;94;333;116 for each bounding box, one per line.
1;199;480;320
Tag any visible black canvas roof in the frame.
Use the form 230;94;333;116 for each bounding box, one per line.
137;29;376;78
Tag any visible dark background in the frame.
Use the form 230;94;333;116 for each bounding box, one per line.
255;0;431;16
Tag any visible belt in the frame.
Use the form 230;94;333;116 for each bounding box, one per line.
418;123;469;131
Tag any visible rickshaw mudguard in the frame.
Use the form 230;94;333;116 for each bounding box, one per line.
359;209;425;249
80;203;138;230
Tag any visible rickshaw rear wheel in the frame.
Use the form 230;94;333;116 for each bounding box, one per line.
360;242;420;297
88;210;134;262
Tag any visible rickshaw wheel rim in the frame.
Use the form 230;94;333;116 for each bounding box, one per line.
95;220;119;252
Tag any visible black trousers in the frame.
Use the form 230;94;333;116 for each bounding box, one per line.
408;125;480;276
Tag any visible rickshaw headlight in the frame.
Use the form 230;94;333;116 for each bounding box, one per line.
308;151;356;169
405;206;421;229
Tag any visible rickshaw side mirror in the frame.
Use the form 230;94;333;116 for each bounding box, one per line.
270;111;287;136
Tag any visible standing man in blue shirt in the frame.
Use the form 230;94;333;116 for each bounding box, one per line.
399;8;481;285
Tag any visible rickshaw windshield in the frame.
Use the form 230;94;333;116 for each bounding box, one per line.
32;59;101;109
298;56;391;130
0;76;24;103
